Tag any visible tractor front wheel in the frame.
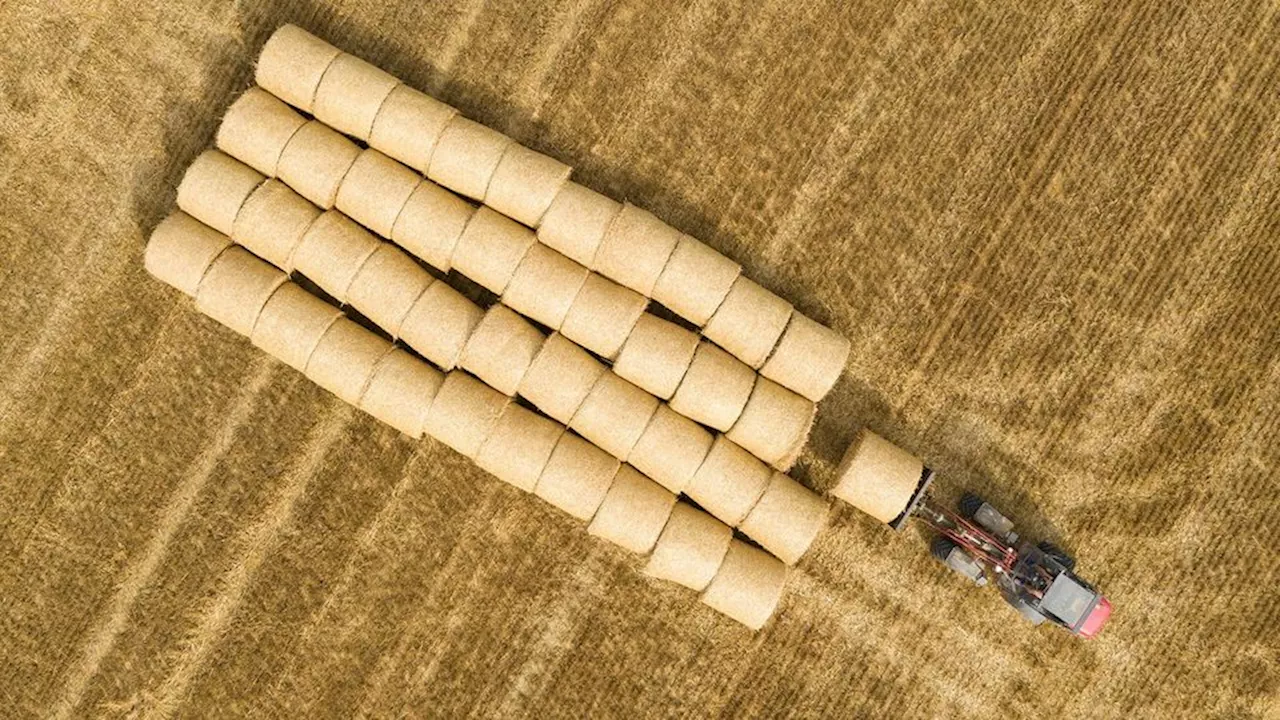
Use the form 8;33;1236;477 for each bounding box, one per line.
931;537;958;563
958;492;984;520
1038;541;1076;571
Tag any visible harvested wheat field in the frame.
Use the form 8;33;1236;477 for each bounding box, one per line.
2;0;1278;717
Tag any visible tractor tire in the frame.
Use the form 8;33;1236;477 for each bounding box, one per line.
958;492;984;519
1038;541;1076;571
930;537;957;563
931;537;986;584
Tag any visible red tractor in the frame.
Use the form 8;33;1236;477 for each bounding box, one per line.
833;430;1112;638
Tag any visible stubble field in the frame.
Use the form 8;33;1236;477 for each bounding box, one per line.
1;0;1277;716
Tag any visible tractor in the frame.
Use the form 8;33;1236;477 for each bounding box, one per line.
832;429;1112;638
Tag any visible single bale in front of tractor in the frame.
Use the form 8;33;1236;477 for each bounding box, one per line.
832;429;931;526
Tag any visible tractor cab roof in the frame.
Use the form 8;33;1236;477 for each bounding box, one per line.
1039;572;1102;632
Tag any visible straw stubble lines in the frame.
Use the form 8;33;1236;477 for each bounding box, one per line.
1077;96;1280;625
1058;216;1280;717
777;570;995;718
0;17;253;589
1037;11;1280;473
390;513;607;716
765;0;928;264
0;211;134;433
0;0;111;186
174;413;430;713
1111;8;1271;312
255;449;482;716
771;4;1093;413
696;627;775;716
353;486;505;717
492;548;609;717
8;2;1280;716
593;0;723;153
48;357;280;720
0;263;163;584
427;0;491;96
260;445;431;705
968;4;1240;466
686;1;820;227
4;304;181;573
142;406;351;719
0;0;243;416
507;0;607;126
687;0;880;265
896;1;1144;410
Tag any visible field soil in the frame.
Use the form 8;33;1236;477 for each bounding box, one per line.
1;1;1277;717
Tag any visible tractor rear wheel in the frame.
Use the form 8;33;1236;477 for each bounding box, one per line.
1038;541;1076;571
